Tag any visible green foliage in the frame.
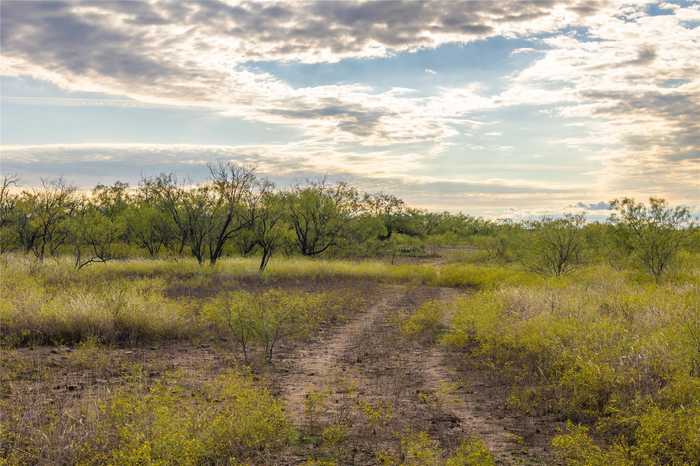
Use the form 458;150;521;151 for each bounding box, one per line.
287;180;359;256
0;367;293;465
524;214;587;276
2;173;696;282
0;175;18;254
435;263;541;289
203;289;331;363
304;389;331;431
84;370;293;465
553;411;700;466
610;197;694;281
67;336;111;371
250;190;293;272
399;431;441;466
378;432;495;466
321;424;348;448
14;179;77;260
123;202;174;257
401;300;446;342
470;234;513;263
443;264;700;465
68;200;127;269
0;267;192;345
551;423;614;466
445;438;496;466
303;460;338;466
358;399;393;429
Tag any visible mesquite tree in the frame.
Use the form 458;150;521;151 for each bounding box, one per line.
610;197;693;281
140;174;190;256
251;189;289;272
528;213;586;276
206;162;259;265
287;181;359;256
68;198;126;269
16;179;77;261
362;192;406;241
0;175;18;253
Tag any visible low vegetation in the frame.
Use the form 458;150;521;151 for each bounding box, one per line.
203;289;363;363
2;172;698;465
1;369;293;465
442;260;700;465
377;432;496;466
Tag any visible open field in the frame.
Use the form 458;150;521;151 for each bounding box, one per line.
4;0;700;463
1;177;698;465
2;249;699;465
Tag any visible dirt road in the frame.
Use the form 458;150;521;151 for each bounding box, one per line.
276;285;560;465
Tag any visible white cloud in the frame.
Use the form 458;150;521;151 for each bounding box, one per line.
1;1;698;210
498;1;700;205
1;143;585;216
0;0;603;147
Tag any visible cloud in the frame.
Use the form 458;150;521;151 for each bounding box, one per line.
0;0;604;145
511;47;539;55
588;44;657;70
1;1;699;212
424;68;437;75
502;1;700;205
0;143;580;215
575;201;610;210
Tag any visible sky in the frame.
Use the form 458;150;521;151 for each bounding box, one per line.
0;0;698;218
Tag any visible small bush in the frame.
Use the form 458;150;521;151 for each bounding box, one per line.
84;370;294;465
1;272;193;346
204;288;355;363
445;437;496;466
443;264;700;464
401;300;446;342
377;432;495;466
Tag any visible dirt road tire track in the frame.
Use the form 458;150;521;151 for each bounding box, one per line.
275;284;558;465
279;284;407;421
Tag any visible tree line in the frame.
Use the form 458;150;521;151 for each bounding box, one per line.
0;162;696;279
0;163;492;271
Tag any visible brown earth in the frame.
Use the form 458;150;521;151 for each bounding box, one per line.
2;281;561;465
270;284;561;465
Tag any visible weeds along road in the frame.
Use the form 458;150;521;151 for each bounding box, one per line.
275;284;560;465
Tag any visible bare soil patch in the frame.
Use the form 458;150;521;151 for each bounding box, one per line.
2;280;563;465
271;285;561;465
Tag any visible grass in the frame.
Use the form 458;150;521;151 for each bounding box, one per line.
0;252;548;291
0;271;194;346
441;261;700;465
3;252;699;464
1;368;294;465
0;254;531;347
4;252;697;348
0;257;375;349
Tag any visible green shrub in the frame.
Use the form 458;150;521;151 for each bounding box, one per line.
551;423;613;466
553;410;700;466
204;289;349;363
632;406;700;465
442;263;700;464
84;370;294;465
377;432;495;466
445;437;496;466
401;300;446;342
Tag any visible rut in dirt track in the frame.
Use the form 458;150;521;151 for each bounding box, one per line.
279;284;407;421
277;284;558;465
